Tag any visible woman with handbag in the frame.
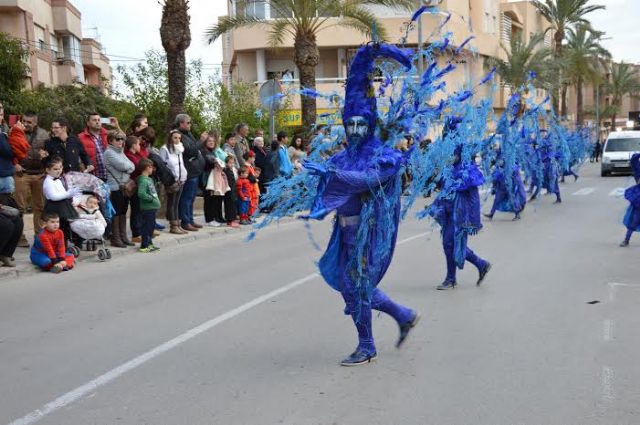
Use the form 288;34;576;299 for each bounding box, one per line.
160;130;188;234
104;130;135;248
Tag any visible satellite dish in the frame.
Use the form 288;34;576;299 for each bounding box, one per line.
259;79;283;110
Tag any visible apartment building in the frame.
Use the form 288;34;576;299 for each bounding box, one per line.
566;62;640;131
220;0;551;126
0;0;112;92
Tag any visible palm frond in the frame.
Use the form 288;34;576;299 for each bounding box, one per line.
205;15;267;43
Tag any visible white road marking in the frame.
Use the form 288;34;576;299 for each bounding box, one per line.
607;282;640;302
601;365;615;402
609;188;625;197
572;187;595;196
603;319;613;342
6;232;429;425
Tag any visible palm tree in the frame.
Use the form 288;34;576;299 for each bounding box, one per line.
532;0;605;116
205;0;415;129
486;33;553;95
564;24;610;125
605;62;640;129
160;0;191;131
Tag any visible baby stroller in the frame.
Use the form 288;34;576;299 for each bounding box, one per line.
65;172;115;261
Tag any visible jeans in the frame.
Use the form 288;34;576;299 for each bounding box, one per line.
179;177;198;226
129;192;141;237
140;210;156;248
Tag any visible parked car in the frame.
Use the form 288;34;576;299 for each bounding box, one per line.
601;130;640;176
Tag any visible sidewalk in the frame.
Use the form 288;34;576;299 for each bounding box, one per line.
0;200;272;282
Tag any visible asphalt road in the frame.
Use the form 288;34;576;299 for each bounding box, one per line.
1;162;638;425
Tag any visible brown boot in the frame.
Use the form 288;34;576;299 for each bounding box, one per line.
110;216;126;248
181;223;199;232
120;217;135;246
170;220;187;235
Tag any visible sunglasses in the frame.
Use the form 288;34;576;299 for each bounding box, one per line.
115;137;126;141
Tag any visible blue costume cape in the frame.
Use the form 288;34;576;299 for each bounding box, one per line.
623;153;640;232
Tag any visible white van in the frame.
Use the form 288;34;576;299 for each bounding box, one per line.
601;130;640;176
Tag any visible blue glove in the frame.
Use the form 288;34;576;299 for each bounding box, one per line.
303;160;328;177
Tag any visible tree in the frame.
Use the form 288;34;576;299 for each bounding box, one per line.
486;33;553;95
532;0;605;116
205;0;415;129
564;25;609;125
210;82;270;137
0;32;30;106
115;50;215;140
604;62;640;129
160;0;191;131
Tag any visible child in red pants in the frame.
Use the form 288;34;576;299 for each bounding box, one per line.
236;167;252;225
30;213;75;273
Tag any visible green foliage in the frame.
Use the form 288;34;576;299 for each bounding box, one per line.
10;85;137;135
115;50;215;141
210;81;270;137
0;32;31;106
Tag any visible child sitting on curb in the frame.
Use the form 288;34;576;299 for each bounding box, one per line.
30;212;75;273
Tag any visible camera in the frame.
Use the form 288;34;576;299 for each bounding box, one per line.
100;117;111;125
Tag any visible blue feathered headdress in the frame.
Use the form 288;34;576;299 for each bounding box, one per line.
343;43;413;129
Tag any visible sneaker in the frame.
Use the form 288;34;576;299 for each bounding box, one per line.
436;280;456;290
620;240;629;247
149;245;160;252
228;221;240;228
340;350;377;367
483;213;493;220
131;236;142;243
153;230;161;237
206;221;222;227
138;246;153;253
155;222;166;230
477;262;492;286
240;220;251;225
396;312;421;349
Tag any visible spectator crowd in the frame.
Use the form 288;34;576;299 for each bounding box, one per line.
0;101;316;273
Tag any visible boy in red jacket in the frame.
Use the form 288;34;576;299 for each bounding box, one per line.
30;213;75;273
236;166;252;225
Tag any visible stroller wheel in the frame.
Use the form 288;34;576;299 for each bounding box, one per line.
97;249;106;261
105;249;112;259
71;246;81;258
92;241;98;251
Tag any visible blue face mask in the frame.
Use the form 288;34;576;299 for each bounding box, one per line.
345;116;370;144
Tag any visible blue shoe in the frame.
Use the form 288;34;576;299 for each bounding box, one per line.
396;312;421;349
340;350;377;367
155;222;166;230
436;280;456;290
477;262;492;286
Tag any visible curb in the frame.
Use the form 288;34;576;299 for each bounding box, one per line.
0;216;297;283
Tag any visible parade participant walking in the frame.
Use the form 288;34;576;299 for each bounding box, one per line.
301;43;419;366
620;153;640;247
484;150;526;221
431;119;491;290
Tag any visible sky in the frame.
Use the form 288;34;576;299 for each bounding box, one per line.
72;0;638;81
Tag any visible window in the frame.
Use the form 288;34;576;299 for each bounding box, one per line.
34;24;46;51
60;35;85;82
270;0;293;18
242;0;266;19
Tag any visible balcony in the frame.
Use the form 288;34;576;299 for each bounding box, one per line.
51;0;82;37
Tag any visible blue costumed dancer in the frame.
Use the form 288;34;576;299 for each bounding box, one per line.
430;119;492;290
484;149;527;221
302;43;420;366
530;133;562;204
620;153;640;247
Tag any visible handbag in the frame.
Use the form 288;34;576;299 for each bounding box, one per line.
0;204;19;218
107;168;137;198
